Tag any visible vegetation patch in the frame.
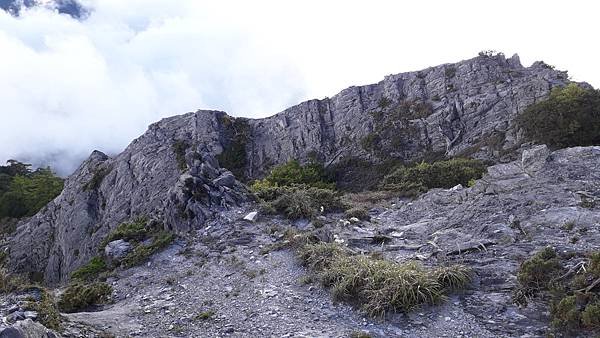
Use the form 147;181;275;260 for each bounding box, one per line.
217;115;250;180
57;282;113;313
326;157;401;192
25;287;62;331
344;207;370;221
172;140;190;172
0;160;63;219
295;240;471;318
122;231;175;268
252;160;334;190
95;217;176;271
101;217;150;247
514;248;600;336
381;158;486;196
255;185;343;220
195;310;215;321
445;66;457;78
83;166;112;192
517;83;600;148
71;256;108;281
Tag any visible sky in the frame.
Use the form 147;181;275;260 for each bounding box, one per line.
0;0;598;175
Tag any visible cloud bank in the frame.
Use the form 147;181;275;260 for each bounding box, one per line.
0;0;598;175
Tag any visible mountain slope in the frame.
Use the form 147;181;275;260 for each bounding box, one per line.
7;53;578;284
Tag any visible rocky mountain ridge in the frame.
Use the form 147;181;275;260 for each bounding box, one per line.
7;53;579;285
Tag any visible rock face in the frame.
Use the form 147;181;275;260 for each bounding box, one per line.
9;111;251;284
246;53;573;177
6;53;580;284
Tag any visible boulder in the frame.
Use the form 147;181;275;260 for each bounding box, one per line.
521;144;549;173
104;239;133;261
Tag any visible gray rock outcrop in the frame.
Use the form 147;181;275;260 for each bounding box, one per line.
6;53;583;284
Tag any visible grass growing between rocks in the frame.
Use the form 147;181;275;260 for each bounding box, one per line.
513;247;600;336
25;287;62;331
57;282;113;313
0;270;63;331
122;231;175;267
71;256;108;281
288;235;472;318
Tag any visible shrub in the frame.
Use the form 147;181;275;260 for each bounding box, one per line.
382;158;486;195
550;295;581;332
517;84;600;148
252;160;334;190
516;247;562;291
514;248;600;336
445;66;456;78
589;252;600;278
172;140;189;172
217;116;250;180
0;268;28;293
361;133;381;151
378;97;392;109
71;256;107;281
582;301;600;329
58;282;112;313
326;157;400;192
257;186;343;219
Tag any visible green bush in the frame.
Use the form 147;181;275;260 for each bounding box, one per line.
514;248;600;335
551;295;581;332
252;160;333;190
517;84;600;148
257;185;343;219
582;301;600;329
381;158;486;195
217;116;250;180
57;282;112;313
516;247;562;292
71;256;107;281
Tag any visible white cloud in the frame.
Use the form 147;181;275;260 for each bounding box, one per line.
0;0;598;174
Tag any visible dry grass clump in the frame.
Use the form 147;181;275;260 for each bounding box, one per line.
434;265;473;291
297;242;471;317
57;282;113;313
